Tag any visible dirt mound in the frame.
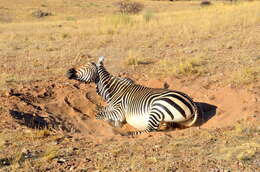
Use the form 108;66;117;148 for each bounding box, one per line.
0;78;259;141
0;80;124;142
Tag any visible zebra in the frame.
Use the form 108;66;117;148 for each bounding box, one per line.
67;56;201;135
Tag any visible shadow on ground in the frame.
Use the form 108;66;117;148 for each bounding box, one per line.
9;110;57;130
195;102;218;126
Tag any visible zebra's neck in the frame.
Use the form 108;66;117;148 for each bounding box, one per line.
96;64;114;102
96;64;132;103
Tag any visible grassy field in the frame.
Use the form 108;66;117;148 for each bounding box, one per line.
0;0;260;171
1;0;259;89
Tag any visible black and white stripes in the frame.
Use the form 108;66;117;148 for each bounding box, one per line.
67;56;200;135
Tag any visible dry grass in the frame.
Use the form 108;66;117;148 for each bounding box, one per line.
0;1;259;85
124;50;151;66
0;129;63;170
43;146;59;161
231;66;260;85
91;119;260;171
215;121;260;162
0;112;259;171
0;1;259;90
156;55;207;77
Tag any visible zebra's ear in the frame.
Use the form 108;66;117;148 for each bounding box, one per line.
97;56;105;66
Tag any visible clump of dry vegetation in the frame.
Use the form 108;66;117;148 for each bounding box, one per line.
115;0;144;14
124;50;144;66
200;0;212;7
177;56;206;76
142;9;154;22
155;55;207;77
231;67;260;86
31;9;52;18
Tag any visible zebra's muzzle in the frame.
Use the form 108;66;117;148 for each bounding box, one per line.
66;68;77;79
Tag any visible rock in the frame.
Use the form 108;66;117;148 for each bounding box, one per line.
184;49;194;54
163;82;170;89
21;148;34;159
73;147;79;151
86;167;100;172
209;95;215;100
85;158;91;162
32;9;52;18
57;158;66;164
0;158;11;166
227;45;232;49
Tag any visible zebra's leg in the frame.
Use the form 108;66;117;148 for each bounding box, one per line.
96;109;125;128
123;128;152;136
107;119;124;128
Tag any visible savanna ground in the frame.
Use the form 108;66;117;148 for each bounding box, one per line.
0;0;259;171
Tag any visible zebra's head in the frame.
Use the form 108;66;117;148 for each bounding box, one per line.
67;62;98;83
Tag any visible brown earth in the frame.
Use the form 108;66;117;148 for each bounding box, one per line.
1;76;258;136
0;74;259;171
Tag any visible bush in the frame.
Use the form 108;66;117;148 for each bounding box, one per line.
143;10;154;22
116;1;144;14
200;0;212;7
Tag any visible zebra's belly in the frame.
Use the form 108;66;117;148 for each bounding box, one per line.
126;113;149;130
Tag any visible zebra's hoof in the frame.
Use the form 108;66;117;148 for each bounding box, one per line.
102;119;124;128
113;120;123;128
95;113;103;120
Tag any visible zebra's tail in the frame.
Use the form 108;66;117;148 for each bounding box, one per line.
178;103;203;127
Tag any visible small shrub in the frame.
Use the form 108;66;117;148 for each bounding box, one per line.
156;56;206;77
232;67;259;85
125;56;139;66
62;33;70;39
174;57;206;76
116;1;144;14
107;14;133;26
35;128;51;138
124;51;149;66
200;0;212;7
31;9;52;18
143;10;154;22
124;55;142;66
66;16;76;21
43;146;59;161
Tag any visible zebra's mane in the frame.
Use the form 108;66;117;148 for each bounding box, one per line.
95;63;135;101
